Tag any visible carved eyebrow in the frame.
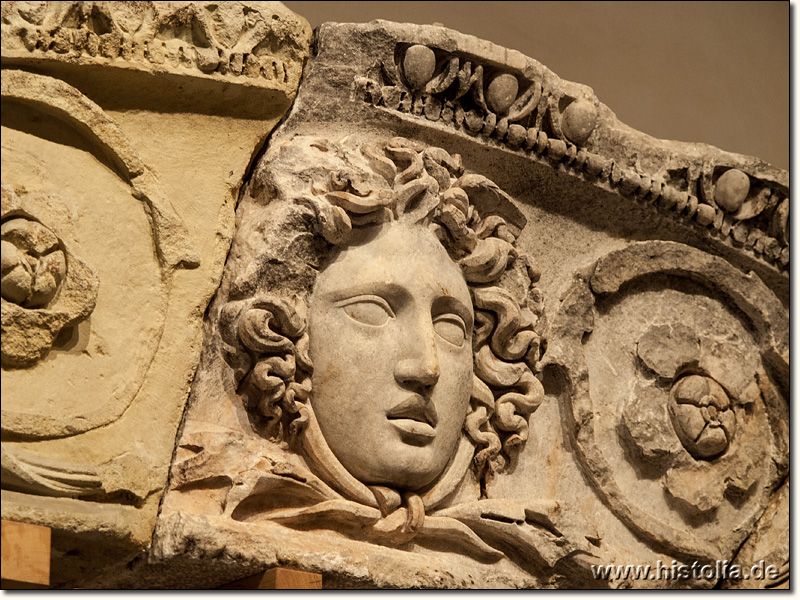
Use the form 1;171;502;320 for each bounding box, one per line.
432;295;474;335
321;282;412;307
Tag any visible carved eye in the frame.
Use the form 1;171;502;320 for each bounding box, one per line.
434;315;467;347
337;295;395;327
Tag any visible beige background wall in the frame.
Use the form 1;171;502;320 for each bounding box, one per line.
284;1;789;171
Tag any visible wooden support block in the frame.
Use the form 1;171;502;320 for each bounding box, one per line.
1;520;51;589
219;567;322;589
218;572;265;589
260;567;322;589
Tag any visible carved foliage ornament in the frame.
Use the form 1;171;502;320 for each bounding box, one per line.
1;1;308;86
357;43;788;271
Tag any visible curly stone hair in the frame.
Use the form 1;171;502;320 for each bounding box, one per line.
219;136;545;481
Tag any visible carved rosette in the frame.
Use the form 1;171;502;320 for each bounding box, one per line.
1;185;98;368
2;218;66;308
626;328;770;515
545;241;788;565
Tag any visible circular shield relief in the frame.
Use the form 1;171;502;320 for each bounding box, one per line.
545;241;788;562
1;70;196;440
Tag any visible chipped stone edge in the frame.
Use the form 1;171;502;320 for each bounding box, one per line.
340;21;788;274
543;240;788;563
0;1;312;92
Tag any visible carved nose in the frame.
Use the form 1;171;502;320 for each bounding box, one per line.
394;337;440;390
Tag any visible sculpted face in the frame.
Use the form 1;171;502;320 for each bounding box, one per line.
308;222;474;490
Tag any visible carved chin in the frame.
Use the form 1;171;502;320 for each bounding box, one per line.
314;419;456;492
300;400;474;507
351;446;453;492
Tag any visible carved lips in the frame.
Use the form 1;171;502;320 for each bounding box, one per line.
308;222;474;489
386;394;438;441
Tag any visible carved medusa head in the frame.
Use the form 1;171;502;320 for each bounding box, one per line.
219;136;545;496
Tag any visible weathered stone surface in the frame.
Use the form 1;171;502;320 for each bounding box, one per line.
485;73;519;114
1;186;99;368
1;10;788;591
715;168;751;213
636;324;700;380
561;99;598;146
155;134;582;589
669;375;735;460
402;44;437;90
723;481;789;589
1;1;309;91
546;241;787;568
1;0;311;588
148;19;787;591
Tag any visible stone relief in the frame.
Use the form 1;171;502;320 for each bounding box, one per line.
0;6;787;589
1;67;197;502
148;19;789;590
163;135;606;580
545;241;788;563
1;1;308;89
1;186;98;369
2;2;312;586
2;68;195;443
357;42;789;273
